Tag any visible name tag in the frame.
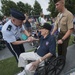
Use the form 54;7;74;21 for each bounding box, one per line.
37;46;40;49
58;27;60;32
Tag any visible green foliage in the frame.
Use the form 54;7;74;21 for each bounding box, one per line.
1;0;42;16
65;0;75;14
33;0;42;15
24;3;33;15
17;1;26;13
17;2;33;15
0;14;3;20
1;0;17;16
47;0;58;17
47;0;75;17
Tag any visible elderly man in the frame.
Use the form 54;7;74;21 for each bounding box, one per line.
17;23;56;75
1;8;32;62
51;0;73;60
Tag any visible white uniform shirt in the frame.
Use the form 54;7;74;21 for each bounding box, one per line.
1;20;25;43
40;17;46;26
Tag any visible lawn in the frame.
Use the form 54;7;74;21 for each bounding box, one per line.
0;35;74;75
0;57;21;75
68;35;74;46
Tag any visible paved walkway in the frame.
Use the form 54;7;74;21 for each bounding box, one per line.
60;44;75;75
0;43;36;60
0;43;75;75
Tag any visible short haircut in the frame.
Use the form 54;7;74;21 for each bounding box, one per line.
54;0;65;5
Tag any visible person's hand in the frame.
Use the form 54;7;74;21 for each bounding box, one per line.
57;39;63;44
28;36;38;41
29;60;40;71
28;36;35;41
25;38;31;42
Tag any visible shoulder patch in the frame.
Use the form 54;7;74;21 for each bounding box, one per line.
7;25;12;31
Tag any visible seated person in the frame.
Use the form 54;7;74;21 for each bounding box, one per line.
17;23;56;75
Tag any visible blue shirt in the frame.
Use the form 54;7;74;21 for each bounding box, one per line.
1;20;25;43
37;34;56;57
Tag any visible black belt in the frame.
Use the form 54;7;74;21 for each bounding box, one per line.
16;38;21;41
59;31;66;35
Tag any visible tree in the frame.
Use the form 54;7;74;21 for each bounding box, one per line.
1;0;17;16
47;0;58;17
65;0;75;14
0;14;3;20
33;0;42;15
24;3;33;15
0;0;43;16
47;0;75;17
17;1;26;13
17;1;33;15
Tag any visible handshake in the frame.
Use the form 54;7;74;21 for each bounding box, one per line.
25;36;39;42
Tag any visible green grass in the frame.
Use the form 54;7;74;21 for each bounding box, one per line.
0;57;21;75
68;35;74;46
0;35;74;75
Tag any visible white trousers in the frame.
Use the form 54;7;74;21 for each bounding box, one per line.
18;51;41;75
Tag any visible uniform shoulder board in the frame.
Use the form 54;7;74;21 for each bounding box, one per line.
7;25;12;31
